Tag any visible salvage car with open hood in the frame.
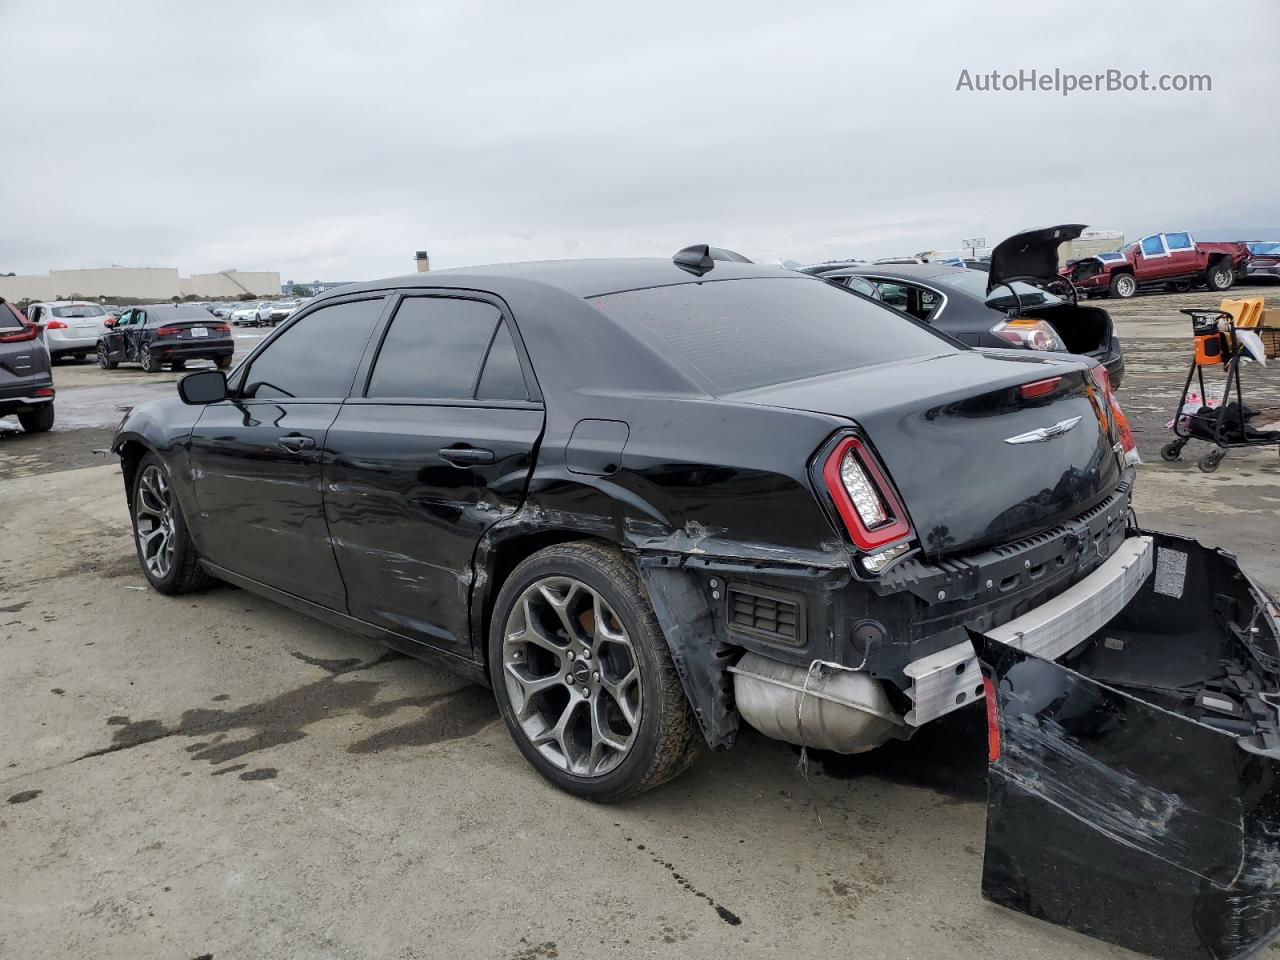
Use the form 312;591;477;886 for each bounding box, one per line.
810;224;1125;385
111;246;1280;957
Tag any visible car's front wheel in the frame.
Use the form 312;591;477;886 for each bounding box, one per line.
131;454;215;594
1206;262;1234;292
489;541;699;802
97;343;118;369
1109;273;1137;298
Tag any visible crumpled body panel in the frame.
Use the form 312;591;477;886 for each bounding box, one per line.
978;531;1280;960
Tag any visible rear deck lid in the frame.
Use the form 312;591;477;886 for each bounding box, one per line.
988;224;1086;294
732;350;1123;557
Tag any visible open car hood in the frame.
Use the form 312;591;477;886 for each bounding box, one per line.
987;224;1087;295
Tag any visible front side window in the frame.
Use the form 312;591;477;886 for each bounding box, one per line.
366;296;502;400
242;297;384;399
1140;235;1166;256
1165;232;1193;251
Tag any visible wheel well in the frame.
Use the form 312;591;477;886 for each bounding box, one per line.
1111;266;1134;276
117;440;149;507
1208;253;1230;269
477;530;620;663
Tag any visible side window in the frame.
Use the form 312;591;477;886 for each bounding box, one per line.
242;297;384;399
917;288;942;321
1165;232;1193;251
366;297;500;400
29;306;43;322
872;282;910;311
845;276;879;298
1140;235;1166;257
476;321;529;401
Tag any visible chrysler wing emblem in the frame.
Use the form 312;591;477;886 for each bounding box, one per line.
1004;416;1083;445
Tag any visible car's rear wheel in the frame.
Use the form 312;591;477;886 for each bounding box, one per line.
1206;262;1234;292
131;454;215;594
171;358;186;371
489;541;699;802
97;343;117;369
215;354;233;370
1109;273;1137;298
140;343;161;373
18;404;54;433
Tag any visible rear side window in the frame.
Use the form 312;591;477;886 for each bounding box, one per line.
476;322;528;401
0;304;23;330
243;297;384;399
590;277;953;394
366;297;501;400
1165;232;1193;251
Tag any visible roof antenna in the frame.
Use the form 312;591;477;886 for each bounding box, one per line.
673;244;715;277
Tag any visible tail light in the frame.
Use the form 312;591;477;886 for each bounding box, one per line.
983;674;1001;762
34;387;54;397
1088;365;1139;466
212;323;231;333
821;435;913;553
45;320;68;330
991;317;1067;352
1019;376;1061;400
0;322;40;343
155;325;180;336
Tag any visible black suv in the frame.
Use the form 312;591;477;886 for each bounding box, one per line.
0;299;54;432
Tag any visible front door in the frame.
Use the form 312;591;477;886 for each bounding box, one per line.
323;293;544;658
186;295;388;608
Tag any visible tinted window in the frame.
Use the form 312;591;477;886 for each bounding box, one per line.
0;304;23;330
590;277;953;394
243;297;384;399
844;276;878;298
52;305;104;318
366;297;499;399
1141;236;1165;256
476;321;528;401
1165;232;1193;251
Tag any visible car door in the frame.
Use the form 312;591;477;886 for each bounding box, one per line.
1163;231;1198;278
1137;234;1171;279
124;309;149;360
185;295;389;608
322;291;544;659
102;309;131;357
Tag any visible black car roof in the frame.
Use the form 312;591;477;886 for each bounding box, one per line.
815;263;968;283
132;303;217;319
336;257;796;300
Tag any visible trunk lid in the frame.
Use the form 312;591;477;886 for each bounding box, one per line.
988;224;1086;295
732;350;1123;557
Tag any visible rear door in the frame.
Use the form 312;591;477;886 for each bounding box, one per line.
125;309;148;360
323;291;544;658
185;295;388;607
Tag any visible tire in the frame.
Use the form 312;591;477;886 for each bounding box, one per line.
140;343;162;373
130;453;216;594
171;359;186;371
1109;273;1137;299
1198;449;1225;473
97;343;118;369
215;354;233;371
1166;281;1192;293
254;314;262;327
18;403;54;433
1160;440;1184;462
1206;262;1234;292
488;541;700;802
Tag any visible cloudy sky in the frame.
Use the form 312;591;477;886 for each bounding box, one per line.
3;1;1277;282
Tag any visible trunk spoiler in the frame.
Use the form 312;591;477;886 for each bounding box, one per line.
975;531;1280;959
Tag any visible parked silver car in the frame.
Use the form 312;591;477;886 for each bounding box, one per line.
25;301;110;361
229;301;274;327
267;299;302;323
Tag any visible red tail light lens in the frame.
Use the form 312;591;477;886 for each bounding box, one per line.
1019;376;1061;400
983;674;1001;762
821;435;913;551
155;325;180;336
1088;365;1138;464
45;320;68;330
213;323;230;333
0;322;40;343
34;387;54;397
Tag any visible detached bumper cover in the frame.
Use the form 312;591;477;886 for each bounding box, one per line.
977;531;1280;960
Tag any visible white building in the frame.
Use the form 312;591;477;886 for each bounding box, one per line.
0;266;281;303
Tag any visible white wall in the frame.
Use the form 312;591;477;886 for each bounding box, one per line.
0;274;54;302
0;266;280;302
188;271;281;298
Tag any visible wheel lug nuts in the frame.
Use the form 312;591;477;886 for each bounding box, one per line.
581;650;591;660
592;672;599;681
565;674;573;683
581;687;590;698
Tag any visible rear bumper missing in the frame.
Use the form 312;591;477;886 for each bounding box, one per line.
978;531;1280;959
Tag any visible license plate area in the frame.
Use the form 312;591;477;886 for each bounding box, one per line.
190;327;209;338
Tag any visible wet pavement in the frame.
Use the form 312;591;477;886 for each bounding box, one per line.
0;284;1276;958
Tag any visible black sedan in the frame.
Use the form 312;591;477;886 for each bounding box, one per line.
808;225;1125;386
107;246;1172;805
97;303;234;373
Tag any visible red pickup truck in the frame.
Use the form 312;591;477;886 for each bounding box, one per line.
1062;232;1251;299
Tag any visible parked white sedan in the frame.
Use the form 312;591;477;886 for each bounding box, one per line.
228;301;274;327
25;301;110;361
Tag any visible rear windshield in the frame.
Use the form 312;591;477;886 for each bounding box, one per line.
52;304;105;318
589;277;954;393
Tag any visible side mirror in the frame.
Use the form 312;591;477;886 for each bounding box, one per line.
178;369;228;405
104;317;117;327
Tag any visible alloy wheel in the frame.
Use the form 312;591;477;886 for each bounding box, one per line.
97;344;109;368
1214;268;1231;289
1116;276;1135;297
501;576;642;777
134;464;176;579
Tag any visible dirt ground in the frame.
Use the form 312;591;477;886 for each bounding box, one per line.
1;286;1277;959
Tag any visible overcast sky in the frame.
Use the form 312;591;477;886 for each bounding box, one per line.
3;1;1277;281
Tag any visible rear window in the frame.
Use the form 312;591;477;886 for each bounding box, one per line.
52;305;105;318
589;277;953;393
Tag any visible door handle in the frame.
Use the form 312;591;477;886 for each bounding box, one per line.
439;445;495;466
278;434;316;452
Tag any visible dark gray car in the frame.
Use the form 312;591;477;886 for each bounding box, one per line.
0;299;55;432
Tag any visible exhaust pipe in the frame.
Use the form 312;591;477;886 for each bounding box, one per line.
728;652;904;754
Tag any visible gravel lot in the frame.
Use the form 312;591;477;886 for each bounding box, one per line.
1;287;1277;959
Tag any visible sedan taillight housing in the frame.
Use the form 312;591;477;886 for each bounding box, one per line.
991;317;1067;352
821;435;913;552
1088;364;1139;465
155;325;180;336
0;321;41;343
